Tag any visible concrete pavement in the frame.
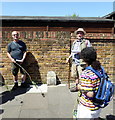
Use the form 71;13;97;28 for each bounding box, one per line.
0;84;115;120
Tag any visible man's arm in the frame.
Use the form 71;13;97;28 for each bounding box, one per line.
21;51;27;62
7;52;16;63
66;40;79;63
16;52;27;63
7;43;16;63
66;54;72;63
77;84;94;97
86;40;92;47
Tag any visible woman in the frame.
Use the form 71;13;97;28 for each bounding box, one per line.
77;47;102;120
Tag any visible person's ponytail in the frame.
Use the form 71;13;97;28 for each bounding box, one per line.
91;60;101;70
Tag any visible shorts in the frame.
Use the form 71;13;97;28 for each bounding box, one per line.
71;63;86;78
71;63;78;78
77;103;101;119
11;62;26;76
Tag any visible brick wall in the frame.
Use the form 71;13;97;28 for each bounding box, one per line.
1;31;70;84
1;31;115;85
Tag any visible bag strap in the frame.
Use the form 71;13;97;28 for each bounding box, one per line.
85;66;105;79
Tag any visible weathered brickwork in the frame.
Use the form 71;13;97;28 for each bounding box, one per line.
1;31;71;84
1;31;115;85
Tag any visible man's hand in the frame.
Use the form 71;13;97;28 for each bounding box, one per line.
16;59;24;63
11;58;16;63
77;84;81;90
66;57;70;63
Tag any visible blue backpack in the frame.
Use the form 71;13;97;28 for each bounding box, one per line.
86;66;114;108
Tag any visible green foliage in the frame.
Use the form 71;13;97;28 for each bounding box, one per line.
66;13;79;17
72;13;77;17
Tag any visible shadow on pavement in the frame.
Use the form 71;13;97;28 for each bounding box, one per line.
0;109;4;115
0;87;30;105
106;115;115;120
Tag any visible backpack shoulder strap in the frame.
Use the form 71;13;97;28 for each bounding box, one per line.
85;66;105;79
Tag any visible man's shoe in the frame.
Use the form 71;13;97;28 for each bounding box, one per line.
70;86;79;92
11;82;18;90
20;82;30;88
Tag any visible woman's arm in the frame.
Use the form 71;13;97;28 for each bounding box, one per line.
77;84;94;98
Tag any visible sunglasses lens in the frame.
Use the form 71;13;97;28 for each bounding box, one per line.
13;34;18;36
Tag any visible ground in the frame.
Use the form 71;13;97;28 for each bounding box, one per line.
0;84;115;119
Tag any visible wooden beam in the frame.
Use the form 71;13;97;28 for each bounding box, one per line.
1;27;113;33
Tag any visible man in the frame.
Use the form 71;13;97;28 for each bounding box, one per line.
66;28;92;92
7;31;29;90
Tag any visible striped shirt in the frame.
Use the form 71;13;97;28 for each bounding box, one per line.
79;69;101;111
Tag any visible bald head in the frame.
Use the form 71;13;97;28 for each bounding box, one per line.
12;31;19;41
12;31;19;36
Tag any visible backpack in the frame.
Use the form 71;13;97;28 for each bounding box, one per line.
86;66;114;108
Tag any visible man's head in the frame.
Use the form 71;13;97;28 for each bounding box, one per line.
12;31;19;41
75;28;86;39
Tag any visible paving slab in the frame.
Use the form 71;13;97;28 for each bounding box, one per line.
19;84;75;118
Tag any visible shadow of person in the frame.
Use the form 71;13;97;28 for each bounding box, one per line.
0;109;4;115
106;115;115;120
0;87;31;105
24;52;42;84
0;73;5;86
